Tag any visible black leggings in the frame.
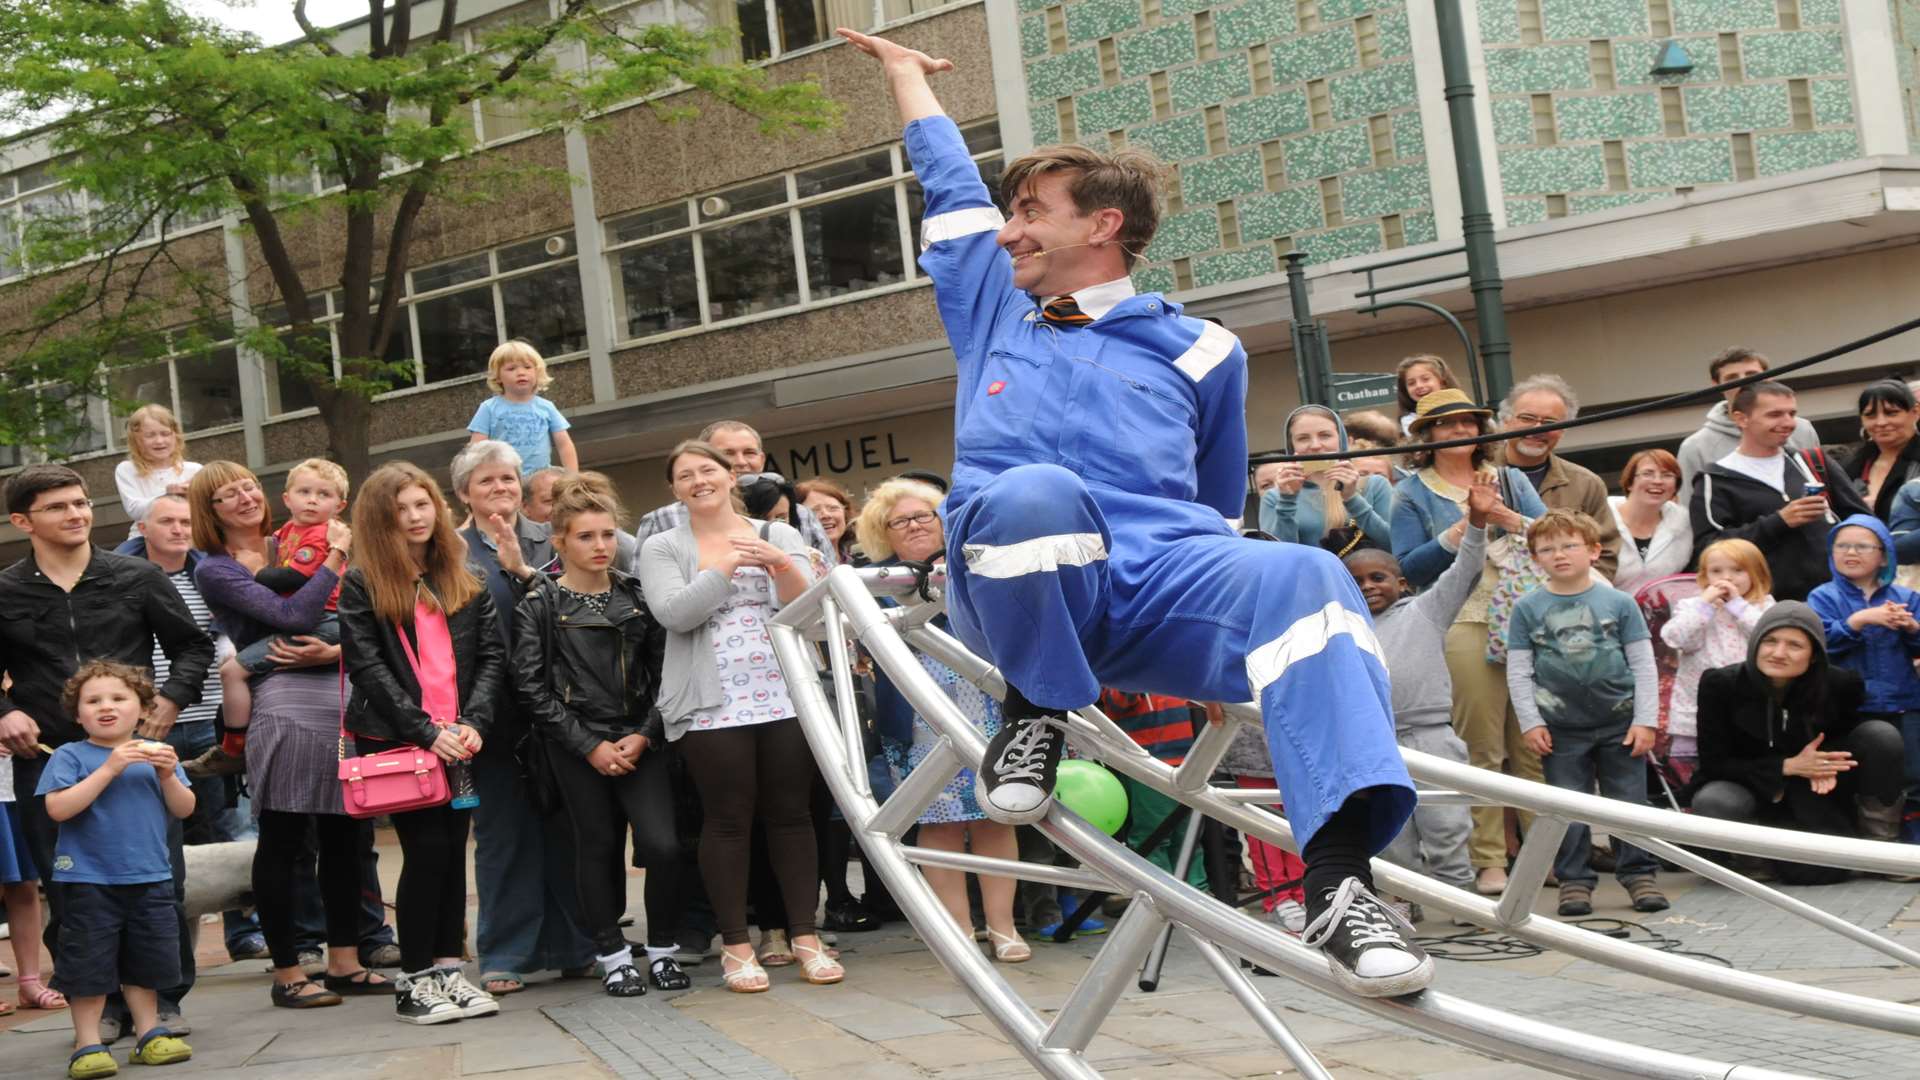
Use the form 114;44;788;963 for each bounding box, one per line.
390;804;473;972
549;742;685;954
679;719;818;946
254;811;369;969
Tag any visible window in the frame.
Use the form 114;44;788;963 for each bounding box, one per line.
604;122;998;343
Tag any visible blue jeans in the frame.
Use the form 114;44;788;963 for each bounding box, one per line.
471;741;596;974
1541;723;1659;888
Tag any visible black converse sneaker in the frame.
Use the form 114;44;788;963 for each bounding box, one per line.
395;970;462;1025
975;715;1068;825
436;967;500;1018
1300;877;1435;999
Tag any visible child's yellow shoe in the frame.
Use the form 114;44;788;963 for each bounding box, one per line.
67;1045;117;1079
126;1029;191;1067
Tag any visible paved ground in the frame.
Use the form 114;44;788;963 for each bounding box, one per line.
3;832;1918;1079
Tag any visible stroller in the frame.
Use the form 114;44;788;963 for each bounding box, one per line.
1632;573;1701;810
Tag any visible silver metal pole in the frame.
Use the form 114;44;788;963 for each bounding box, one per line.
1495;815;1568;929
1042;897;1169;1052
900;845;1116;893
819;596;871;798
1138;807;1206;991
1188;935;1336;1080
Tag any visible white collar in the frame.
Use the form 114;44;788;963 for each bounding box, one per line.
1047;277;1137;321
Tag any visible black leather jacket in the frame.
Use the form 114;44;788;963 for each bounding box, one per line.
338;568;506;749
512;571;665;758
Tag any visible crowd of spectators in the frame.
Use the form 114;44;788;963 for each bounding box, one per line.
2;339;1918;1071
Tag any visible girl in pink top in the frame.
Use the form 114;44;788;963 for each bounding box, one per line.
1661;540;1775;770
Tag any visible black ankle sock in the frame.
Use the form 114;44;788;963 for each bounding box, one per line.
1302;795;1377;919
1002;684;1048;722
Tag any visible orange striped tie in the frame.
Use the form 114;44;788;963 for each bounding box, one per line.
1041;296;1094;327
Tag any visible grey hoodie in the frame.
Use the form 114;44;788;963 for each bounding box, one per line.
1677;399;1820;506
1746;599;1828;674
1375;525;1487;732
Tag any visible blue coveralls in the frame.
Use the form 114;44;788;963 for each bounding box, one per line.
907;116;1414;852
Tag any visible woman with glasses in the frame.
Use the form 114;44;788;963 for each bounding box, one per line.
1607;449;1693;595
637;441;841;994
186;462;390;1009
858;478;1030;963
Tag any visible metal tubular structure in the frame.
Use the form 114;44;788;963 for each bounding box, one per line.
766;566;1920;1078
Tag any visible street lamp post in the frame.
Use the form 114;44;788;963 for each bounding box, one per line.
1434;0;1514;403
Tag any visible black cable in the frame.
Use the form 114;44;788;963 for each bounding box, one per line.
1414;915;1733;968
1252;313;1920;465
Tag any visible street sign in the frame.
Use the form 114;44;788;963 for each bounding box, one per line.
1329;372;1397;411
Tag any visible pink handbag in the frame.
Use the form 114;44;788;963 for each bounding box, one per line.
335;637;451;819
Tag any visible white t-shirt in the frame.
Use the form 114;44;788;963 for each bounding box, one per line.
114;459;203;538
1715;449;1787;495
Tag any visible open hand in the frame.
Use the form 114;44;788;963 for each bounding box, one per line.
1782;733;1854;780
837;27;955;75
1465;481;1498;528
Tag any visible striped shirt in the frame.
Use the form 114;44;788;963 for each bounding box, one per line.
153;567;223;727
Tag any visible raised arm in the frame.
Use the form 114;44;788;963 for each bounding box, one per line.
838;28;951;124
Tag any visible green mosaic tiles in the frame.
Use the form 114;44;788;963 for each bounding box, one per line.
1224;91;1312;146
1028;48;1103;103
1020;14;1047;60
1282;124;1374;182
1017;0;1051;13
1268;27;1360;84
1341;163;1431;217
1486;46;1593;94
1741;31;1848;80
1157;0;1214;17
1499;145;1607;193
1182;148;1266;203
1556;93;1663;141
1504;197;1549;226
1401;211;1438;245
1492;98;1534;146
1131;266;1177;294
1754;129;1860;175
1063;0;1142;45
1479;0;1521;44
1683;84;1792;133
1297;221;1383;263
1031;100;1060;145
1671;0;1778;32
1318;0;1396;20
1077;81;1155;133
1568;191;1673;213
1193;245;1279;286
1169;55;1254;113
1811;79;1854;126
1237;186;1324;239
1539;0;1647;41
1329;62;1417;122
1391;111;1425;161
1627;136;1734;185
1376;7;1412;58
1613;39;1721;85
1144;207;1222;261
1127;114;1208;161
1117;24;1198;80
1799;0;1842;23
1215;0;1299;52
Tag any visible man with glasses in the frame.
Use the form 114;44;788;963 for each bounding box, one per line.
0;464;215;1040
1495;374;1622;580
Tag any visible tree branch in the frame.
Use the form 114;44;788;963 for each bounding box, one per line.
436;0;459;44
293;0;342;57
457;0;592;108
366;0;387;57
390;0;412;57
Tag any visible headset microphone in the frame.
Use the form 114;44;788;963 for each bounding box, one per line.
1012;242;1092;263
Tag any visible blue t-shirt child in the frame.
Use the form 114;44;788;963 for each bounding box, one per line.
35;741;187;885
468;395;570;476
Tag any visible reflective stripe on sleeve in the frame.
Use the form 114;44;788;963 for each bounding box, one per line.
1173;321;1237;382
1245;601;1383;698
920;206;1007;251
961;533;1108;579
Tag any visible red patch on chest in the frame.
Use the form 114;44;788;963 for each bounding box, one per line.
987;381;1006;396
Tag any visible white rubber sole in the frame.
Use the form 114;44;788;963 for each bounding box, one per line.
396;1008;463;1025
972;775;1053;826
1324;952;1436;999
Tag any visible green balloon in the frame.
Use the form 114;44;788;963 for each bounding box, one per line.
1054;760;1128;835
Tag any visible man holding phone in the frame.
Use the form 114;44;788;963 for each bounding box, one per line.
1691;381;1869;601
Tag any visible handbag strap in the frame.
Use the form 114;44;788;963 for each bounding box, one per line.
393;618;453;730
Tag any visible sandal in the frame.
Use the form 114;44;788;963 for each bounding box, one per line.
480;972;527;995
791;939;844;985
126;1028;192;1066
986;928;1031;963
269;979;342;1009
649;956;692;991
601;964;647;998
756;929;795;968
719;947;769;994
20;974;69;1011
67;1044;116;1080
322;969;395;996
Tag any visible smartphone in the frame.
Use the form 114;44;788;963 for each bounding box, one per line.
1299;459;1338;475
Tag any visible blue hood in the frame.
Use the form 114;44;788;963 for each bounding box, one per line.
1283;404;1349;453
1827;513;1895;589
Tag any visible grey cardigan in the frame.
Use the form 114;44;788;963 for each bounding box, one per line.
637;517;814;740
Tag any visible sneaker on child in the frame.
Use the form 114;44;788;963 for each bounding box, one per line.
1271;898;1307;935
395;970;462;1026
1301;877;1434;998
976;715;1068;824
437;967;500;1019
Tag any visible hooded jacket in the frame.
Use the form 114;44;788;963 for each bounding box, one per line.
1805;513;1920;712
1689;448;1871;602
1691;601;1866;802
1676;399;1820;506
1259;405;1394;546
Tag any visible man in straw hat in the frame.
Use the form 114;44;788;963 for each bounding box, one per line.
839;27;1431;997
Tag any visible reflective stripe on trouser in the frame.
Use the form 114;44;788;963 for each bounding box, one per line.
945;463;1414;852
